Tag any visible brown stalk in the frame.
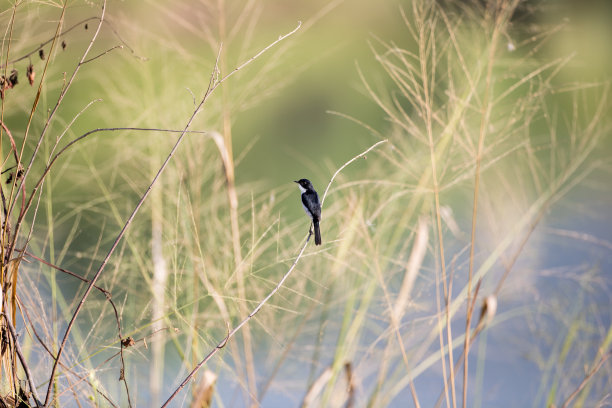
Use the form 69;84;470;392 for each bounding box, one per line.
0;4;19;324
463;2;518;406
7;1;68;223
216;1;257;401
43;20;301;407
413;2;453;407
23;250;133;403
163;230;312;408
161;139;385;407
560;350;611;408
0;4;25;388
1;311;41;408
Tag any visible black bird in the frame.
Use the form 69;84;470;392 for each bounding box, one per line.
294;178;322;245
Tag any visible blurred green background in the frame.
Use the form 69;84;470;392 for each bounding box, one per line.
1;0;611;407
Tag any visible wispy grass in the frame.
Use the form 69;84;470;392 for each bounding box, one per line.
354;1;610;407
0;0;610;407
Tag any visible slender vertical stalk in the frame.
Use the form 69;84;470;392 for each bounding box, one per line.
415;2;452;407
0;3;18;284
150;145;167;406
464;2;515;405
42;20;301;406
43;76;211;408
216;0;257;404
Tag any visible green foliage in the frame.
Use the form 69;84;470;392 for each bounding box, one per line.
0;0;609;407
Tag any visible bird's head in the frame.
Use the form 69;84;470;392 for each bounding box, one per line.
294;179;313;192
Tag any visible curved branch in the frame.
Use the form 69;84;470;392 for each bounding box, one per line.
160;234;312;408
160;139;387;407
42;20;302;407
320;139;388;206
2;312;42;408
18;126;207;230
1;16;144;68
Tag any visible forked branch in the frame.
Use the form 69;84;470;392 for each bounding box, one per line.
42;20;302;407
161;140;386;407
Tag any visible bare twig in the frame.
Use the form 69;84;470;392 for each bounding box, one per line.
320;139;387;205
2;18;97;68
1;312;42;408
81;45;124;64
19;293;120;407
2;16;144;68
24;251;111;296
18;127;207;230
22;250;132;404
43;21;302;407
560;351;611;408
463;3;518;406
162;233;312;408
161;139;386;407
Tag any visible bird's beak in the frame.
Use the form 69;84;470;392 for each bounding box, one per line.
294;180;299;183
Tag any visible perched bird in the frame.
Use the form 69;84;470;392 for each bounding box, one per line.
294;179;322;245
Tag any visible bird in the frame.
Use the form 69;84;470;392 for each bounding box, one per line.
294;178;322;245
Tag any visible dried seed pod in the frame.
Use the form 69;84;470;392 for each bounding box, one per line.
17;387;29;407
39;48;45;60
192;370;217;408
121;336;135;348
0;325;8;358
6;168;23;184
7;69;18;88
61;40;67;50
27;64;35;86
478;295;498;328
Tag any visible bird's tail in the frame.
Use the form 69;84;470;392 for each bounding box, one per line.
313;219;321;245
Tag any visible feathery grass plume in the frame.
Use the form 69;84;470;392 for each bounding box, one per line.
352;1;610;407
0;0;609;406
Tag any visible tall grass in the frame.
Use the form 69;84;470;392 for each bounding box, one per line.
352;1;610;407
0;0;610;407
0;0;302;406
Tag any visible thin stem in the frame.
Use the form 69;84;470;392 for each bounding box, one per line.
1;18;100;68
18;127;207;231
44;84;210;408
24;250;132;405
0;0;19;309
81;45;124;64
464;3;513;404
161;140;386;407
161;234;311;408
2;312;42;408
560;351;611;408
320;139;387;205
9;1;70;221
42;21;301;407
414;3;452;407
